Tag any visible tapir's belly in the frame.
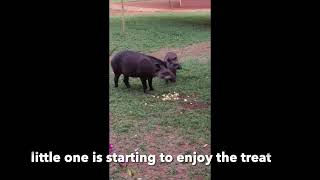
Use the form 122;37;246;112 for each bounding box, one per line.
121;60;155;77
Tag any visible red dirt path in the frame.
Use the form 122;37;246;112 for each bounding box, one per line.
110;0;211;16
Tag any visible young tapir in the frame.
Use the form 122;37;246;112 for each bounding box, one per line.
164;52;182;83
111;50;176;93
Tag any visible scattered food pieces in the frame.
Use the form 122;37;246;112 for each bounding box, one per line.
153;92;197;103
161;92;180;101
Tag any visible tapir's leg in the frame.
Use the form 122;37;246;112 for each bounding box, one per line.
148;77;154;91
123;76;130;88
140;77;147;93
114;74;121;88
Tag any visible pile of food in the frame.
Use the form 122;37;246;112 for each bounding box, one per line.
151;92;188;102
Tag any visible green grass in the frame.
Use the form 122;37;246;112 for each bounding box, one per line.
109;13;211;179
109;58;211;142
110;13;211;54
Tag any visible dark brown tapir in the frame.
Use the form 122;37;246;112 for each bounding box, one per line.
111;50;176;93
163;52;182;83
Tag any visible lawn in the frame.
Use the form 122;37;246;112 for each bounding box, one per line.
110;12;211;54
110;57;211;141
109;12;211;179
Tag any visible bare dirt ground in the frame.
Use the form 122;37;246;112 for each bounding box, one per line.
149;41;211;62
109;41;211;63
110;0;211;16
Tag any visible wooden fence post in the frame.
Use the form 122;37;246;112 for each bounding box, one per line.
121;0;125;35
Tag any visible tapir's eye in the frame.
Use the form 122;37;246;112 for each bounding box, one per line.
155;64;161;70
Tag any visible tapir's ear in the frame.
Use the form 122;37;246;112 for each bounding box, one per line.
164;55;170;62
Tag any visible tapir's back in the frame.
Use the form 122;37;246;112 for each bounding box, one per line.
111;50;155;77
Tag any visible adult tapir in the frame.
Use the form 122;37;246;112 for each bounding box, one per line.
111;50;176;93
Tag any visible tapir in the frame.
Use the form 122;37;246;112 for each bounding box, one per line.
163;52;182;83
111;50;176;93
